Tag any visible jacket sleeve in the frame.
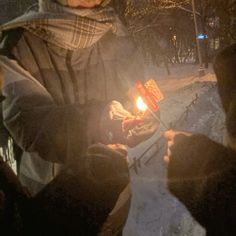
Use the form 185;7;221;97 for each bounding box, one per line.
0;57;104;163
167;134;236;235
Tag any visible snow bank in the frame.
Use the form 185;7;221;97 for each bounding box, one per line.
124;71;225;236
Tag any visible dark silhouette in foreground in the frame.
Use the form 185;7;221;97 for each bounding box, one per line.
164;43;236;236
0;143;130;235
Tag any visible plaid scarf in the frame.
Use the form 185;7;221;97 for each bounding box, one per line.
0;0;126;50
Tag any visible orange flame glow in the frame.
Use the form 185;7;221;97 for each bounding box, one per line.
136;96;148;112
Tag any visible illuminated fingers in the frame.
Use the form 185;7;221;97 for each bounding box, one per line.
163;155;169;163
164;139;174;164
164;129;176;141
163;129;193;163
107;144;127;157
122;116;143;132
164;129;192;141
167;140;174;155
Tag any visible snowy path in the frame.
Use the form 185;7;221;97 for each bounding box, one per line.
124;74;225;236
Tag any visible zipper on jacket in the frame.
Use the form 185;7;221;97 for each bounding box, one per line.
66;50;89;155
66;50;79;103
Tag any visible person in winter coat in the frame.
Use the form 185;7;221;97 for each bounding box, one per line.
164;43;236;236
0;0;157;195
0;0;158;235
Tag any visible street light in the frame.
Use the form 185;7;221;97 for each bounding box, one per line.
192;0;205;77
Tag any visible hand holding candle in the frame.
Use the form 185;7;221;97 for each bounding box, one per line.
100;100;159;147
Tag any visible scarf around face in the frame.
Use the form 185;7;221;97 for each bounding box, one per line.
0;0;126;50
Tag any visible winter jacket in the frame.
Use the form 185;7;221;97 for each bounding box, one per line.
0;27;145;195
167;133;236;236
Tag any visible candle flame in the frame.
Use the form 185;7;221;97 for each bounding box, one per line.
136;96;147;112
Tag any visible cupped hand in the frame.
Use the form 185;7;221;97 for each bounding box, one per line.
163;129;193;163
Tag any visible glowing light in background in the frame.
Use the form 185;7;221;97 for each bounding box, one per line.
197;33;208;40
136;96;148;112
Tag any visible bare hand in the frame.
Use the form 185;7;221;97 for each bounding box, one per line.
163;129;193;163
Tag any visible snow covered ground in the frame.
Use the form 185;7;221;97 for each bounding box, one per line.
124;64;225;236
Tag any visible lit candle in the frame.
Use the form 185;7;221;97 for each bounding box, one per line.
136;96;147;112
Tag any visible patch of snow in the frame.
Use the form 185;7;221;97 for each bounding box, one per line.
124;68;224;236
